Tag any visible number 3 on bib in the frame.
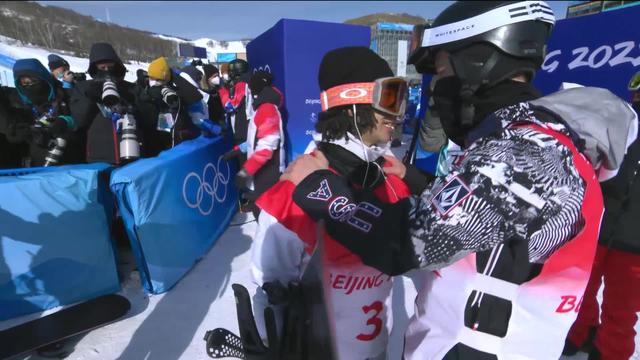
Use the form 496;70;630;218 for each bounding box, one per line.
356;301;383;341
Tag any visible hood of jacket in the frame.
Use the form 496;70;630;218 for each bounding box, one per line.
13;58;57;105
87;42;127;78
530;86;638;181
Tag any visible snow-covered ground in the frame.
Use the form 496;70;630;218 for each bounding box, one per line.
1;138;638;360
0;210;420;360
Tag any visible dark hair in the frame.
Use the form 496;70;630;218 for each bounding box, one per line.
315;104;376;142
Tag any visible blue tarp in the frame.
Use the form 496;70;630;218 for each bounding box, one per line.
110;135;238;294
0;163;119;320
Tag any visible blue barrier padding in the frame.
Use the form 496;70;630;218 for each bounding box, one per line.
0;163;119;320
110;135;238;294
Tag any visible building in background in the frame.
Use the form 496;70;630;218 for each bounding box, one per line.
345;13;429;83
566;0;640;18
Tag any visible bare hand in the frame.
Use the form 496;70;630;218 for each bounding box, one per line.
383;155;406;178
280;150;329;185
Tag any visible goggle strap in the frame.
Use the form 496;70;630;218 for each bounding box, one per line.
320;82;375;111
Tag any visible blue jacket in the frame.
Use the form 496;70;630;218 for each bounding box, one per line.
12;58;56;105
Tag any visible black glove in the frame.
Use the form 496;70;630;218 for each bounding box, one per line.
31;125;52;147
234;168;252;190
48;117;69;137
222;149;243;161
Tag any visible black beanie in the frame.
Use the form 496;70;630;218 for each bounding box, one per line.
47;54;69;71
202;64;219;80
318;47;394;91
249;70;273;95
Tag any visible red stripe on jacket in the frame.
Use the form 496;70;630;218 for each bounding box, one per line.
244;103;281;176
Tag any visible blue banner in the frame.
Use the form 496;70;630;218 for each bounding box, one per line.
535;6;640;99
0;163;119;320
0;53;16;69
247;19;371;162
216;53;237;62
110;136;238;294
377;22;414;32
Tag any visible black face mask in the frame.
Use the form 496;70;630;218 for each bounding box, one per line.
94;69;116;81
21;82;51;105
633;101;640;114
432;77;542;147
432;76;468;146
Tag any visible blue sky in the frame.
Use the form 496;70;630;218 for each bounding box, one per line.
39;1;578;41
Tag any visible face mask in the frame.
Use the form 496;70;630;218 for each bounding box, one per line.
432;76;468;146
209;76;221;86
95;69;114;80
56;72;65;80
21;82;51;105
149;79;165;87
222;74;229;81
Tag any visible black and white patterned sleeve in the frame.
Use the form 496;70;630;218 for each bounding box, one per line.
410;128;586;270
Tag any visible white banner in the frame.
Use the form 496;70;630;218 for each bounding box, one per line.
397;40;408;77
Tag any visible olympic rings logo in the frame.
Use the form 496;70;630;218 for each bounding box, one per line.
182;156;230;216
253;65;271;74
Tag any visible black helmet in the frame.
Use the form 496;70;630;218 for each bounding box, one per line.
409;1;554;90
228;59;249;80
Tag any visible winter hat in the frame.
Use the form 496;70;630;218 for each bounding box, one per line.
249;70;273;95
180;65;203;84
47;54;69;70
202;64;219;80
318;46;393;91
148;57;171;81
87;42;126;78
13;58;56;104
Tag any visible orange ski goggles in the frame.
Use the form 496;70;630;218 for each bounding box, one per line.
320;77;408;117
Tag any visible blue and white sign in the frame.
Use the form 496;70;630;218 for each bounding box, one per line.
535;5;640;99
247;19;371;162
110;135;238;294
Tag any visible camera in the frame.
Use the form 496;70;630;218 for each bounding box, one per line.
44;137;67;167
72;72;87;82
102;77;120;106
117;113;140;162
161;86;179;108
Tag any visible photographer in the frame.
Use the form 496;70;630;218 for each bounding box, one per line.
219;59;250;146
48;54;84;89
201;64;225;126
70;42;157;164
145;56;212;150
0;58;85;168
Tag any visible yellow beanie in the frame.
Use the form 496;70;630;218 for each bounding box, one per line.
148;57;171;81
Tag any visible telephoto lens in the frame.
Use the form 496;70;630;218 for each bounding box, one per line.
44;137;67;166
118;113;140;163
161;87;179;108
102;77;120;106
